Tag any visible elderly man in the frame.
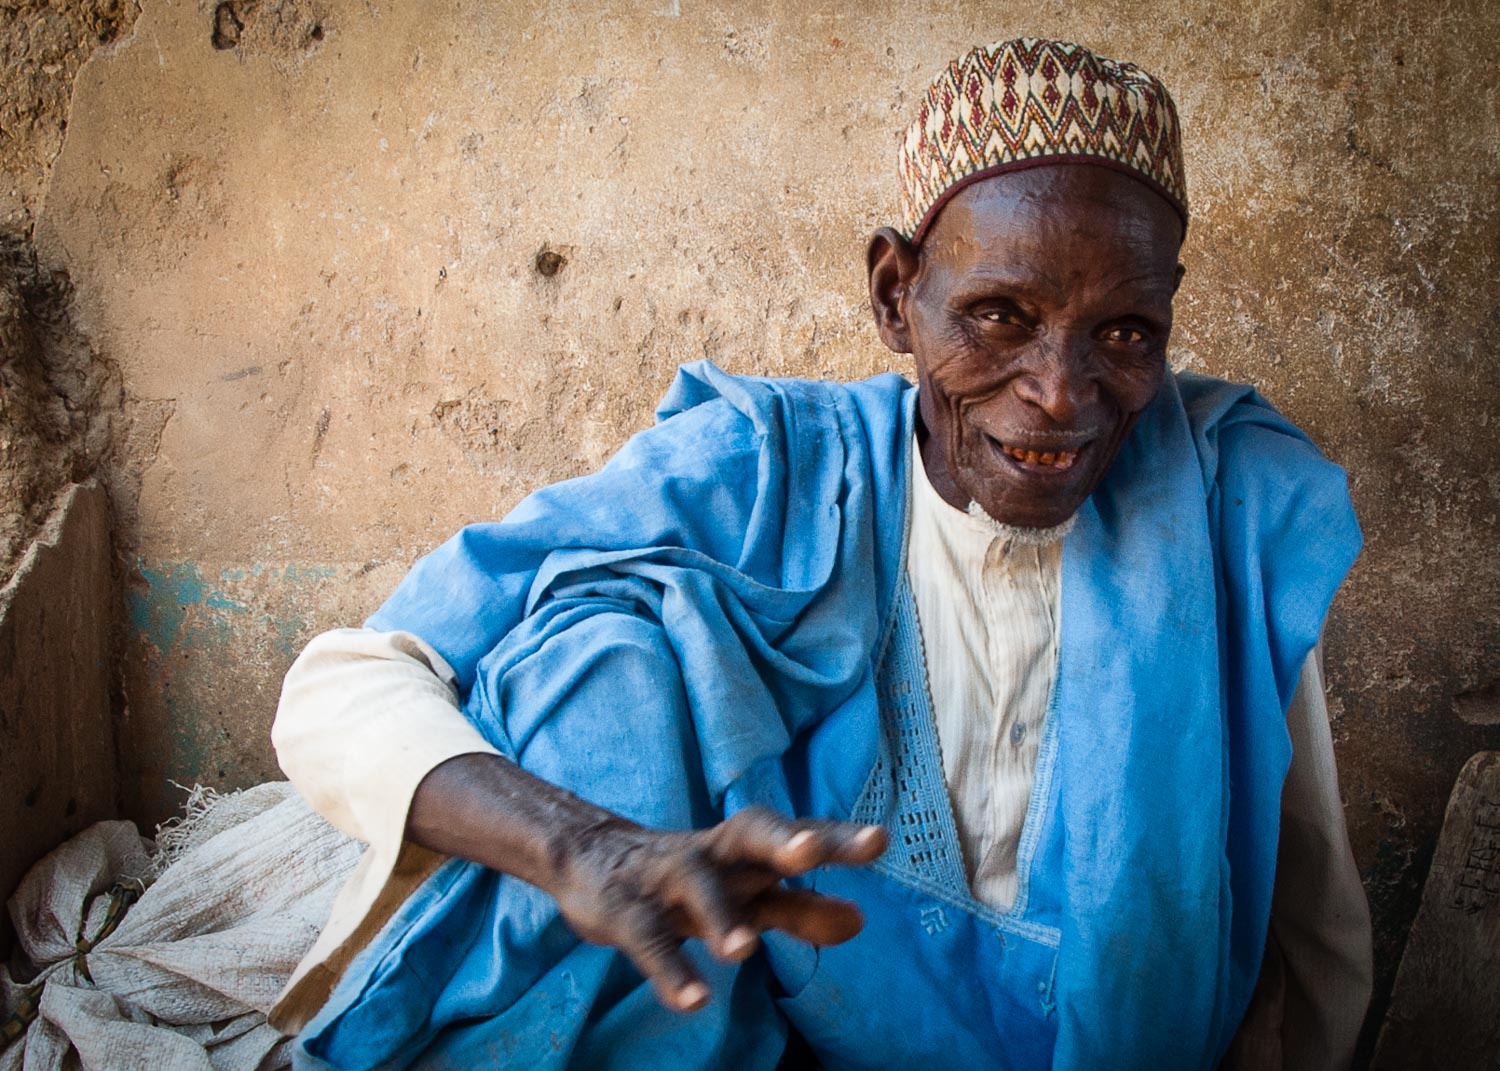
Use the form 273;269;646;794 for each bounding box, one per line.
271;39;1371;1070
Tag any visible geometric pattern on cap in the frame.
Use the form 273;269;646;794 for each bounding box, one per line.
898;38;1189;241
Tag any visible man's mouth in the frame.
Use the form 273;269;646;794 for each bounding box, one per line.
984;431;1097;474
999;443;1079;471
969;424;1103;482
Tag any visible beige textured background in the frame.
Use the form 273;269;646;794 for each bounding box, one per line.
3;0;1497;1052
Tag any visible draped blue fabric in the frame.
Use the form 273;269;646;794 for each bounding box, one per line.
291;362;1359;1071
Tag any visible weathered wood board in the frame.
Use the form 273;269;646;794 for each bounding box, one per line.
1372;751;1500;1069
0;481;116;959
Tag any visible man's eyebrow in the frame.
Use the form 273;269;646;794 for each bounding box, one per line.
1099;271;1179;302
943;270;1067;303
944;269;1178;308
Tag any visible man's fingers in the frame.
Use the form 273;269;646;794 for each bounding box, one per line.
752;888;866;947
711;807;887;876
778;824;888;873
618;906;709;1013
674;858;759;962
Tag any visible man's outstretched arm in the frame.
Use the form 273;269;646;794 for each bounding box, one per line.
411;753;883;1010
273;626;885;1016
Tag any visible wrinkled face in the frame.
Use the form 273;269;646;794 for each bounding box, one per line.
869;166;1184;529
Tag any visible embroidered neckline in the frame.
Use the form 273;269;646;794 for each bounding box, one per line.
851;574;1061;947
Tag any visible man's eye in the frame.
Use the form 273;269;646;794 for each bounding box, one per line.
1102;326;1147;344
978;308;1022;325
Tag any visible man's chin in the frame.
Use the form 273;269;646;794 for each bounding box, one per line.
962;473;1089;531
965;501;1078;545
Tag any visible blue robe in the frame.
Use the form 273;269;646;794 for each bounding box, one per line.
292;362;1360;1070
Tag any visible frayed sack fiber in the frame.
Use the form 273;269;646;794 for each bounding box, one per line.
2;782;360;1071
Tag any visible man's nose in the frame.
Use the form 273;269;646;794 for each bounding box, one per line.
1011;333;1093;425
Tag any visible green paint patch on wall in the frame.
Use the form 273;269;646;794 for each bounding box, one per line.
127;562;208;653
127;559;338;657
127;558;349;799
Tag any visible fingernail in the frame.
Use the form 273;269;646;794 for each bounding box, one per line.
679;982;709;1009
786;830;815;853
855;827;882;845
723;927;757;958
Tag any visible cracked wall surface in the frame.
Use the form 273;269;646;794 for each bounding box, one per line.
0;0;139;578
0;0;137;230
11;0;1499;1050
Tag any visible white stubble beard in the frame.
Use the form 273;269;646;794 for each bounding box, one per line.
965;500;1077;546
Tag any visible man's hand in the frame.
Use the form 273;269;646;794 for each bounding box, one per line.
408;754;887;1013
552;807;886;1012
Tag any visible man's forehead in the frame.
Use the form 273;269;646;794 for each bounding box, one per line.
939;166;1184;238
897;39;1188;246
921;166;1185;281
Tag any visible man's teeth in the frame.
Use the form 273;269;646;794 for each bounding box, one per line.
1004;445;1078;470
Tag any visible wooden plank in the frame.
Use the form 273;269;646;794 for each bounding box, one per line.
0;481;116;959
1372;751;1500;1069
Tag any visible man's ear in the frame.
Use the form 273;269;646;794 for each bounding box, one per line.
866;227;920;355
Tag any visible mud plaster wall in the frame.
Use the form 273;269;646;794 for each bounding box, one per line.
0;1;137;581
13;0;1498;1046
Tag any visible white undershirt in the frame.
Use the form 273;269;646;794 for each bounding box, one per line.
906;439;1060;909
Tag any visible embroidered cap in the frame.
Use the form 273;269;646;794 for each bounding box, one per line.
898;38;1188;242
